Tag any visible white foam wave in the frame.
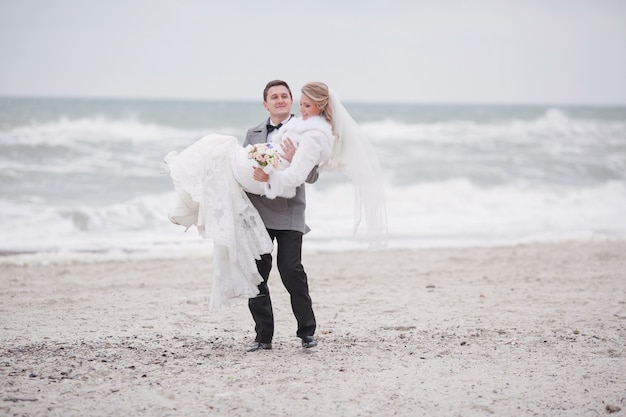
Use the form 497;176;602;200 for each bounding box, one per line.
0;116;219;146
2;109;624;149
306;179;626;244
1;179;625;261
362;108;626;147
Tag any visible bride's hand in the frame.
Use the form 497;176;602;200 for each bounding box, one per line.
253;167;269;182
280;138;296;162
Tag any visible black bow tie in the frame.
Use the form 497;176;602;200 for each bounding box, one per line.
266;123;282;133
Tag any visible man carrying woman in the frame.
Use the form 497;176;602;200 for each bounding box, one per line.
165;79;386;351
244;80;322;352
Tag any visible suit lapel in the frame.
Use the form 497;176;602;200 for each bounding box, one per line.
250;114;294;144
248;120;269;144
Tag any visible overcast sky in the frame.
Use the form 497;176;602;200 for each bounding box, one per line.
1;0;625;104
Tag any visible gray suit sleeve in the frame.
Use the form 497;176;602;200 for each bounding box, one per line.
306;166;319;184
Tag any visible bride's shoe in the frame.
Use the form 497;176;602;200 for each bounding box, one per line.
168;188;199;228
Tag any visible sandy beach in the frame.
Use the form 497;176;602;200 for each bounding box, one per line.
1;239;625;416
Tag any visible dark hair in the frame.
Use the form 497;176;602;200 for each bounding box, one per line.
263;80;292;102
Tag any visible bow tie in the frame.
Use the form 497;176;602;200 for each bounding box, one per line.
266;123;282;133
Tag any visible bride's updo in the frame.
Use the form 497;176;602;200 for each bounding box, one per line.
301;82;335;135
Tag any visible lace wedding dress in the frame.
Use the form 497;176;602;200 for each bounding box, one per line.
164;134;271;309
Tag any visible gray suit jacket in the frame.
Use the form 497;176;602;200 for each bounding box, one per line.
243;117;318;234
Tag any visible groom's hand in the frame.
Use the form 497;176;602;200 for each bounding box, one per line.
280;138;296;162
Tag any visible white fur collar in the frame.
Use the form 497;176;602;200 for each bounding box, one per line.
287;115;331;133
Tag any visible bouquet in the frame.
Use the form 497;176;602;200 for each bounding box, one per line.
248;143;280;169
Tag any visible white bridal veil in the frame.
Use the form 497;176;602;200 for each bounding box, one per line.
321;89;388;247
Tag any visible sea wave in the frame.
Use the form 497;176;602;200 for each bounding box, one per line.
1;108;625;146
1;179;624;256
1;104;624;259
0;116;207;146
363;108;626;146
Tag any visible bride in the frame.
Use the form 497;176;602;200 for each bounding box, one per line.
164;82;386;309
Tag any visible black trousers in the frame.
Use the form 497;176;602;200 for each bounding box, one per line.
248;229;316;343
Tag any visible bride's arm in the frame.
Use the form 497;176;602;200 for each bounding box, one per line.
261;130;329;199
280;137;319;184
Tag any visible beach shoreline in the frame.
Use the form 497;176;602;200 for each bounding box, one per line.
1;239;625;416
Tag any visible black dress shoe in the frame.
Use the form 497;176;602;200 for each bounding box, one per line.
301;336;317;348
246;342;272;352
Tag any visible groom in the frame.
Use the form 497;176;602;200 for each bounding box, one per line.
243;80;318;351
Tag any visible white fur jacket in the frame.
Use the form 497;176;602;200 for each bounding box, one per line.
262;115;334;199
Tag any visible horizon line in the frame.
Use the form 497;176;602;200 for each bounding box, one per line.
1;93;625;108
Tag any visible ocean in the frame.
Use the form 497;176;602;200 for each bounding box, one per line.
1;97;625;260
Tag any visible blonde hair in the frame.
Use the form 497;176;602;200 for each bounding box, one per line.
301;82;335;135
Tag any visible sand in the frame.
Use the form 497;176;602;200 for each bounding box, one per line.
1;239;625;416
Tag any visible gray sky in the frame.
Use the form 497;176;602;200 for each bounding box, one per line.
1;0;625;104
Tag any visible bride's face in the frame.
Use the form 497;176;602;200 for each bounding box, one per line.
299;94;322;120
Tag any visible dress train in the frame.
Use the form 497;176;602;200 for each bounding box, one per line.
164;134;273;309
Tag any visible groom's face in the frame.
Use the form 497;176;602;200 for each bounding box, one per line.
263;86;292;120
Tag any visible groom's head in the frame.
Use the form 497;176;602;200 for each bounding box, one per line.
263;80;292;102
263;80;293;122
